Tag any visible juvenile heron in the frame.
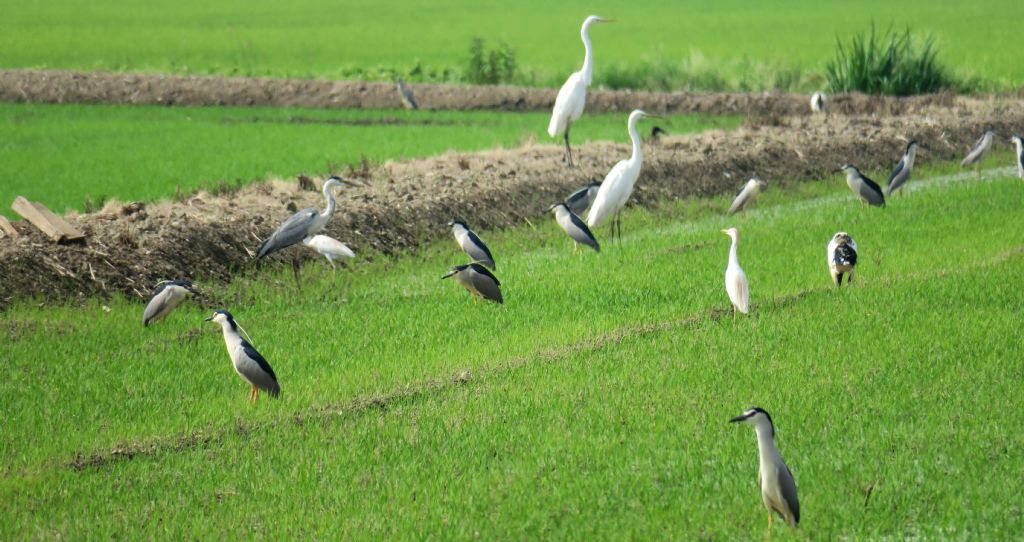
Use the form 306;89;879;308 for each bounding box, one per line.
727;177;767;215
961;129;995;175
395;79;419;110
565;181;601;216
442;263;503;303
549;202;600;253
449;220;495;269
839;165;886;207
730;407;800;529
302;234;355;268
256;177;348;260
587;109;657;240
143;280;199;326
810;91;826;113
886;140;918;196
827;232;858;286
206;310;281;402
1011;135;1023;179
721;227;749;322
548;15;615;166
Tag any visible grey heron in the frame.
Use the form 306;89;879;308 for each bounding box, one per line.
721;228;749;322
587;109;658;241
886;141;918;196
961;129;995;174
256;176;348;261
549;202;600;253
730;407;800;529
206;310;281;402
396;79;419;110
565;181;601;216
548;15;615;166
1011;135;1023;179
839;165;886;207
727;177;767;215
827;232;858;286
143;280;199;327
442;263;503;304
449;220;495;269
302;235;355;268
810;92;826;113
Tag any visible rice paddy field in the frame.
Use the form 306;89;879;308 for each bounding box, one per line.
3;169;1023;539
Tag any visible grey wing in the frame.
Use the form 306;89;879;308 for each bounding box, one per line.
566;213;600;251
887;158;905;187
961;136;987;166
142;286;172;326
470;269;503;303
239;341;281;396
464;231;496;269
859;176;886;206
727;186;752;214
566;186;594;215
257;208;318;260
779;463;800;524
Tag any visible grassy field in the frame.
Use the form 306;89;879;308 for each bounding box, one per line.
0;102;736;218
1;0;1022;90
2;168;1022;538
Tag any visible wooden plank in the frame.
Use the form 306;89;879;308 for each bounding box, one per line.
11;196;85;242
0;215;17;238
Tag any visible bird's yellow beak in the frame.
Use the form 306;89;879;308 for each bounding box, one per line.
720;229;728;234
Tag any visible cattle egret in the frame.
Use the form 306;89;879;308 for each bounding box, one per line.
302;235;355;268
721;227;749;321
730;407;801;529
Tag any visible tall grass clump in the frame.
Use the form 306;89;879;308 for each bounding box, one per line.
825;24;958;95
465;38;518;85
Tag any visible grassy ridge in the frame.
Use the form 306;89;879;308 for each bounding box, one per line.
2;172;1023;538
0;0;1022;90
0;103;736;218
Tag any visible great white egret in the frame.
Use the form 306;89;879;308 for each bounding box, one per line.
143;280;199;327
302;235;355;268
827;232;858;286
730;407;801;529
205;310;281;402
721;227;749;322
449;220;496;269
549;202;599;253
886;141;918;196
587;109;656;240
728;177;767;215
257;177;349;260
547;15;615;167
839;165;885;207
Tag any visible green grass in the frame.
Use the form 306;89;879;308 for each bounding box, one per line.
1;0;1022;91
2;170;1023;538
0;102;736;217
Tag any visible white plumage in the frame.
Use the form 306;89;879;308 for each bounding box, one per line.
810;92;826;113
1011;135;1023;179
721;227;749;320
827;232;858;287
302;235;355;267
587;109;652;238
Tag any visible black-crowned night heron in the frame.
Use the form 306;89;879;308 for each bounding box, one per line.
442;263;503;304
886;140;918;196
810;91;826;113
839;165;886;207
827;232;858;286
727;177;767;215
721;227;749;322
302;234;355;268
650;125;668;143
256;176;349;260
565;181;602;216
206;310;281;402
548;15;615;167
143;280;199;326
449;220;495;270
1011;135;1023;179
588;109;658;241
395;79;419;110
549;202;600;253
961;129;995;174
730;407;800;529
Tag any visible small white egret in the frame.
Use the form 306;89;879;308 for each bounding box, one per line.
827;232;858;287
730;407;801;529
728;177;768;215
587;109;657;240
961;129;995;176
206;310;281;402
449;220;496;269
302;235;355;268
142;280;199;326
549;202;600;253
810;91;826;113
547;15;615;166
839;165;886;207
442;263;503;304
721;227;749;322
1010;135;1023;179
256;177;350;260
886;141;918;196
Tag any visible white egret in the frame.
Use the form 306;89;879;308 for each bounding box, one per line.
587;109;657;240
256;177;350;260
810;91;826;113
302;235;355;268
1010;135;1023;179
721;227;749;322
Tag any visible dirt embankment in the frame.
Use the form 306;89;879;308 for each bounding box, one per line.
0;68;980;116
2;98;1021;307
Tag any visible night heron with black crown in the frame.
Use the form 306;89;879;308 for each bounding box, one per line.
886;140;918;196
839;165;885;207
961;129;995;175
449;220;496;269
143;280;199;327
730;407;800;530
206;310;280;402
549;202;600;253
442;263;503;304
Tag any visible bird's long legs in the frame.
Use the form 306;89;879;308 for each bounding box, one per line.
768;512;774;531
563;126;575;167
733;305;737;325
249;385;258;403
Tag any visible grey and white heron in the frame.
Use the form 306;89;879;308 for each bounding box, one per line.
721;227;749;322
256;176;349;260
730;407;800;529
205;310;281;402
565;181;601;216
396;79;419;110
587;109;657;240
442;263;503;304
728;177;767;215
1011;135;1023;179
961;129;995;174
810;91;826;113
143;280;199;327
302;234;355;268
548;15;615;166
839;165;886;207
827;232;858;286
449;220;495;269
549;202;600;253
886;140;918;196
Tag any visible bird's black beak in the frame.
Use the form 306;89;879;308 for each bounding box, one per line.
204;316;213;322
441;270;457;280
729;414;749;423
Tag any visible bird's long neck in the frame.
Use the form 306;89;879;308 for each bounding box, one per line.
728;236;739;266
220;323;242;349
580;23;595;86
754;423;781;467
627;115;643;164
906;145;917;167
321;185;337;219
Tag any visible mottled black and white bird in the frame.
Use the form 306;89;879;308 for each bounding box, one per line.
1011;135;1023;179
961;129;995;173
886;140;918;196
549;202;600;253
810;91;826;113
206;310;280;402
257;177;349;260
449;220;495;269
442;263;503;304
565;181;602;216
728;177;768;215
827;232;858;286
839;165;886;207
730;407;800;529
395;79;419;110
143;280;199;326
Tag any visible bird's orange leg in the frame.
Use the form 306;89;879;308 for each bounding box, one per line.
249;385;257;403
